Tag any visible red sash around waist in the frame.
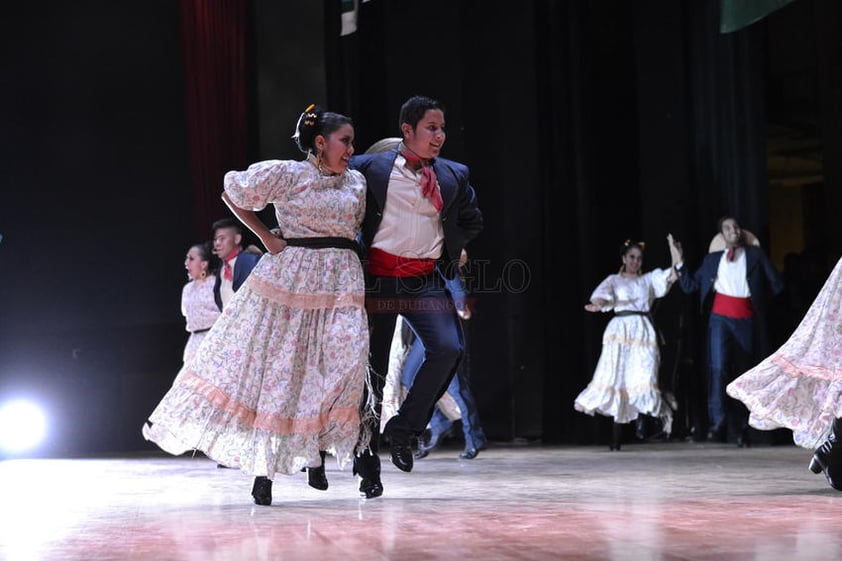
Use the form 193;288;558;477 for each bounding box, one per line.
712;292;754;319
366;247;437;277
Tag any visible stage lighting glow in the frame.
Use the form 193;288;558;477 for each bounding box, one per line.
0;399;48;454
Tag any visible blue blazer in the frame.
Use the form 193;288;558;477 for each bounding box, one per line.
677;245;784;353
213;250;261;310
350;148;483;278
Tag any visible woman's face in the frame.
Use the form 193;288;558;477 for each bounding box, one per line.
184;246;208;281
623;247;643;275
403;109;446;160
318;123;355;174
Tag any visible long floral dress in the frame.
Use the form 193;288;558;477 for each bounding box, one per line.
143;157;369;479
727;257;842;449
180;275;221;364
574;269;675;432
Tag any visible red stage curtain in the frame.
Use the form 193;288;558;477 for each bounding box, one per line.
179;0;251;239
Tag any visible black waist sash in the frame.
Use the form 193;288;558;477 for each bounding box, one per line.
285;237;361;259
613;310;665;345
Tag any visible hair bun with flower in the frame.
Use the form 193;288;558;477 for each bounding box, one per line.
292;103;325;154
621;239;646;258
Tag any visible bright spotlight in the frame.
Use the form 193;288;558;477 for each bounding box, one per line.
0;399;48;455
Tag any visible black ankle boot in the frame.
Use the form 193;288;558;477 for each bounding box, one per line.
251;476;272;506
307;450;329;491
353;450;383;499
610;422;623;451
809;418;842;491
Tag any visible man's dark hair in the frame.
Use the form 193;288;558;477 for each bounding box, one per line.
212;217;243;235
717;215;739;233
399;95;445;132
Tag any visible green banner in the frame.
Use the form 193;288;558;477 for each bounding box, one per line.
720;0;799;33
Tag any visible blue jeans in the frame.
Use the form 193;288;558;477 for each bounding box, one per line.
707;313;753;433
402;325;486;450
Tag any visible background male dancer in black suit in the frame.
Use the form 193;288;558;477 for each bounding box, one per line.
211;217;261;311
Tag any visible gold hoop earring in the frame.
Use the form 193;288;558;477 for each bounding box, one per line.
316;151;326;174
200;270;207;280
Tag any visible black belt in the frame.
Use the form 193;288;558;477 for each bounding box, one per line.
614;311;665;346
285;237;361;259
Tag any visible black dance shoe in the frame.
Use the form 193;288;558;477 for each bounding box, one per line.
706;425;727;443
389;441;413;472
414;447;431;460
307;450;329;491
414;429;440;460
635;416;647;440
389;442;414;472
251;476;272;506
384;418;414;472
353;450;384;499
459;447;479;460
809;418;842;491
736;427;751;448
359;477;384;499
610;422;623;451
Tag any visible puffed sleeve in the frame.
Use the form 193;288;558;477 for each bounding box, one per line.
589;275;616;310
350;170;367;230
223;159;295;211
180;283;189;326
648;267;674;298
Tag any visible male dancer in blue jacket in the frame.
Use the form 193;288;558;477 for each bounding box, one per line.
670;216;783;446
350;95;483;498
211;217;261;311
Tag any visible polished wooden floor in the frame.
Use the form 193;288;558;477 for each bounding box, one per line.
1;440;841;561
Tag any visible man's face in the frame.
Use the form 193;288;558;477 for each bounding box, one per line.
402;109;446;160
721;218;742;247
213;227;240;260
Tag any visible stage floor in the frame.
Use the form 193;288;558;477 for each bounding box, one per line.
1;441;840;561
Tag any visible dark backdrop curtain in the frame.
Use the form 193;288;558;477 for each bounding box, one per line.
179;0;253;239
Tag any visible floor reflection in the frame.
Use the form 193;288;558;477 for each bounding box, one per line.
1;443;840;560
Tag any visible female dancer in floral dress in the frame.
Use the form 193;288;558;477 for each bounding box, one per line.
143;105;370;505
728;256;842;491
179;240;221;365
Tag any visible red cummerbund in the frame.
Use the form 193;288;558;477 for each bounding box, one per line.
712;292;754;319
367;247;437;277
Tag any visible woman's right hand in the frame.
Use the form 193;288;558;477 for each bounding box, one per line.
585;298;607;312
263;235;287;255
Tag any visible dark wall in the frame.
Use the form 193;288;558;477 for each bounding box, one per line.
3;0;841;455
0;2;194;454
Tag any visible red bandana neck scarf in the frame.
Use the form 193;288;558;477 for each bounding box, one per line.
223;247;241;281
401;148;443;212
726;247;737;262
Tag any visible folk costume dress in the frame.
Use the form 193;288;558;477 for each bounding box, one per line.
574;268;675;432
727;257;842;449
143;157;369;479
180;274;221;364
